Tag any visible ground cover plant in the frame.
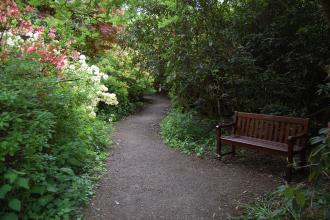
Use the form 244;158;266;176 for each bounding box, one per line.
160;110;217;156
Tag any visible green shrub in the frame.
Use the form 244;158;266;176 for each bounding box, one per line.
160;110;216;156
97;46;155;120
0;57;111;219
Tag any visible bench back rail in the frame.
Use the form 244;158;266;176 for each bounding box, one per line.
233;112;309;147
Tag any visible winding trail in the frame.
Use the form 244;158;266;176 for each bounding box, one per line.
85;95;281;220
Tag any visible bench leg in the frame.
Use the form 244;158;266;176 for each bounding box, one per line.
286;154;293;182
299;148;306;167
216;139;222;155
232;145;236;156
216;127;222;156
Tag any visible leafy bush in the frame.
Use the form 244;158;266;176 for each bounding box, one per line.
0;56;112;219
0;2;120;218
160;110;216;156
126;0;330;122
97;46;155;121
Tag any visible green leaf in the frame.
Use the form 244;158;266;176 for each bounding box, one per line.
47;184;58;193
31;186;46;195
0;184;12;199
4;171;18;183
2;212;18;220
38;195;54;206
8;198;21;211
16;178;29;189
60;167;74;175
295;191;306;208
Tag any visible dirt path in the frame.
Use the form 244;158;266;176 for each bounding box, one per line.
85;95;281;220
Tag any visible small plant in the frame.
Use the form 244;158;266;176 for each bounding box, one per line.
160;110;216;156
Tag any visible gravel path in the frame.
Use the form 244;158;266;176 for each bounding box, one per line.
85;95;281;220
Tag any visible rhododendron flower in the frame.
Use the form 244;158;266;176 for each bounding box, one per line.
88;111;96;118
72;51;80;60
26;46;37;54
48;32;55;39
25;5;34;13
102;74;109;80
100;85;108;92
79;54;86;61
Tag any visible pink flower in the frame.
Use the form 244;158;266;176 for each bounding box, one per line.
20;20;33;32
35;25;45;32
72;51;80;60
26;46;37;54
0;15;6;23
48;32;56;39
25;5;34;13
49;28;56;33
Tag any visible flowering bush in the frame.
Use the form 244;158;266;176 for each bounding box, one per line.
0;1;118;113
0;1;122;218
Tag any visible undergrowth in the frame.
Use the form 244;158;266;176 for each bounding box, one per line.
160;110;217;156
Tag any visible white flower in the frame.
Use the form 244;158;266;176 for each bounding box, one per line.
92;75;101;82
102;74;109;80
6;38;15;46
100;85;108;92
68;64;75;70
79;54;86;61
88;111;96;118
81;63;89;70
86;106;93;111
26;32;33;38
91;65;100;75
53;49;60;55
99;92;118;106
33;32;39;40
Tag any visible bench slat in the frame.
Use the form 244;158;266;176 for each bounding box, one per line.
221;135;303;153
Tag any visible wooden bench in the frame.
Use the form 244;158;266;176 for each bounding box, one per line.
216;112;309;181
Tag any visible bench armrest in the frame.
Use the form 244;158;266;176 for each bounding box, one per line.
216;122;235;129
287;132;308;142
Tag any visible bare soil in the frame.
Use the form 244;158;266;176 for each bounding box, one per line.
85;95;283;220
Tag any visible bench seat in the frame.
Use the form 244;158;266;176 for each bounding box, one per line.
221;135;304;154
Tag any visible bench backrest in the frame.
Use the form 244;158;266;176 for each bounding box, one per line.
233;112;309;146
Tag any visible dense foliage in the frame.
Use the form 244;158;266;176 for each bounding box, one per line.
161;110;216;156
126;0;329;124
0;1;153;219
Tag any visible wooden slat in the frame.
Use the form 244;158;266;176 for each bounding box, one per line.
241;117;246;136
267;121;274;140
273;121;280;142
236;112;309;124
248;118;255;137
279;122;286;143
232;112;309;145
258;120;265;139
236;116;242;136
253;119;260;138
284;123;292;143
245;117;251;136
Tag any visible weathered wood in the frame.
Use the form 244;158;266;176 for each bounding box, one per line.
216;112;309;181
